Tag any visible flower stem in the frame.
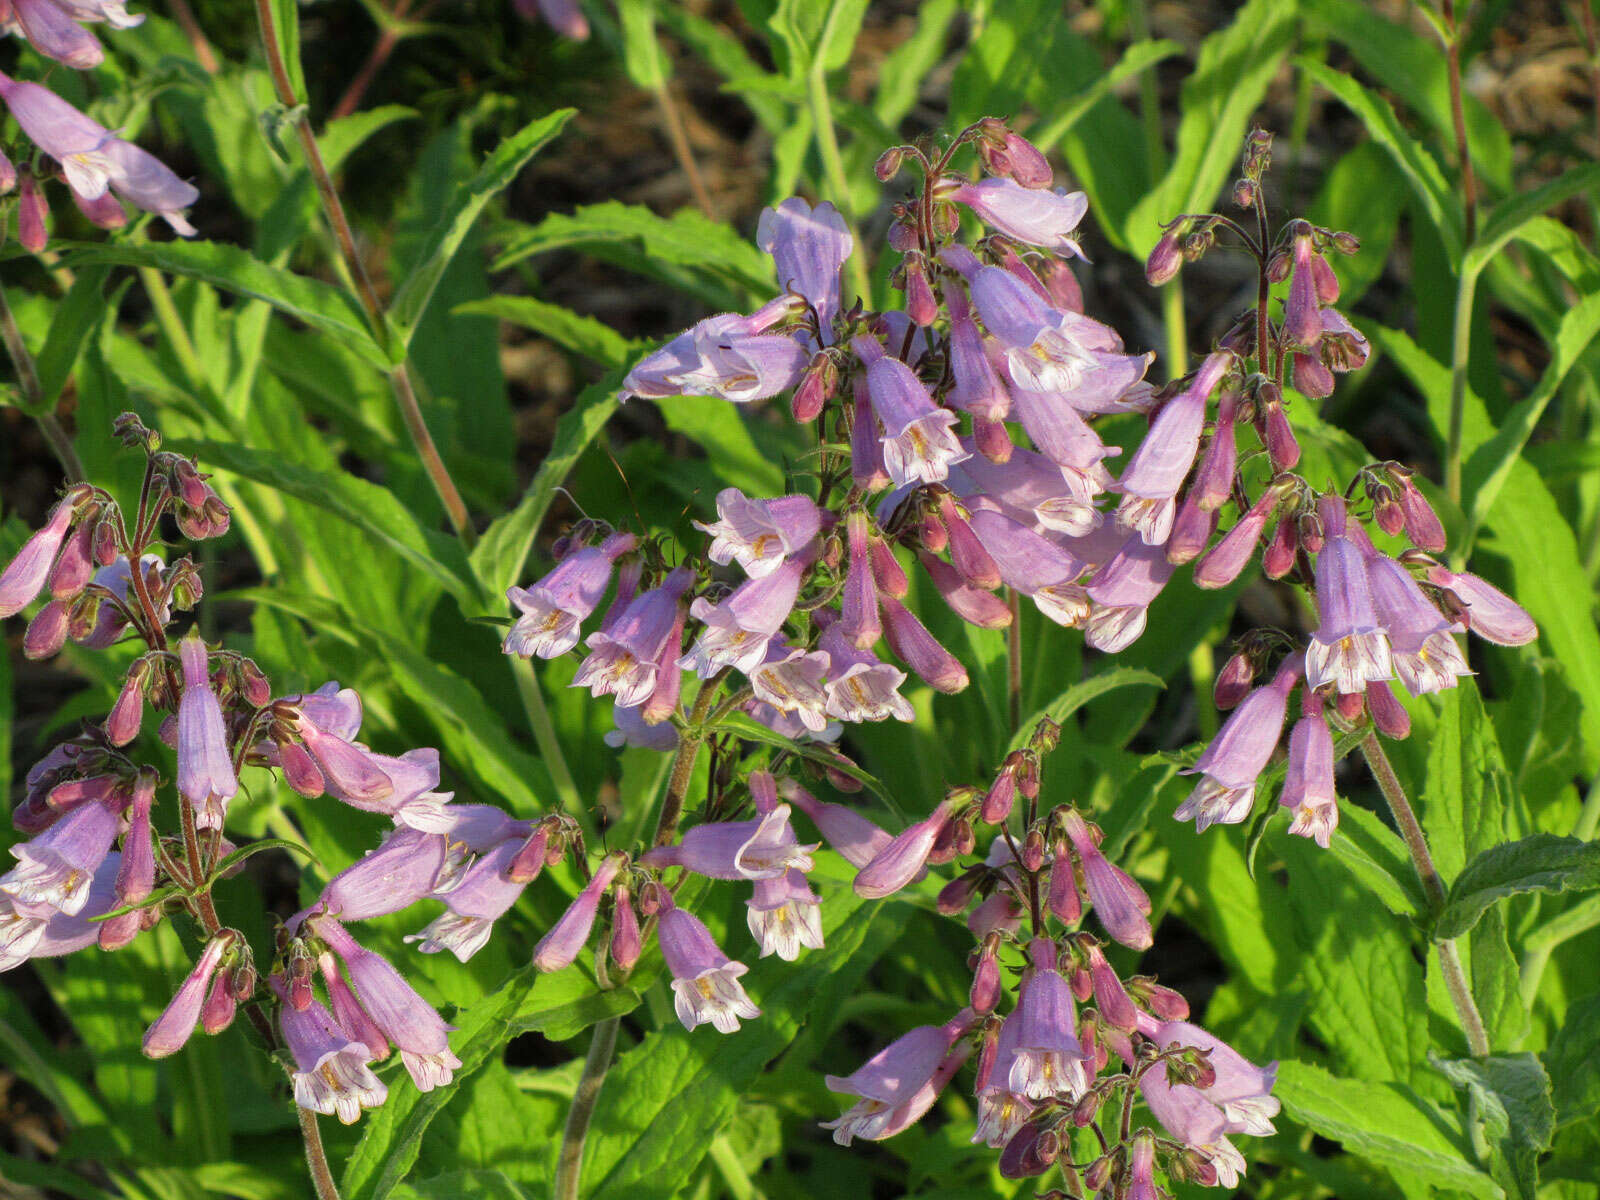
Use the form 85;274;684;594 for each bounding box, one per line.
297;1104;345;1200
1361;733;1490;1056
653;82;715;220
250;0;475;545
805;62;873;310
554;1011;620;1200
0;282;84;482
1438;0;1479;245
1518;766;1600;1005
1443;266;1479;511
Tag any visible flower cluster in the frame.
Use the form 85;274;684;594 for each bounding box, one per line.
0;4;198;249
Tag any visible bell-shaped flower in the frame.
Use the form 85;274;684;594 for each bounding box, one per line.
573;568;693;706
965;507;1090;628
749;641;832;734
532;853;622;972
1;851;120;971
1282;231;1322;350
605;701;679;751
1;792;121;914
855;800;954;899
694;489;822;579
658;901;760;1033
747;868;823;960
0;497;77;618
955;441;1109;538
1114;353;1231;544
640;804;816;880
819;625;916;724
315;918;460;1090
782;781;893;869
822;1010;974;1144
621;307;807;403
951;178;1087;255
271;977;388;1124
143;933;231;1057
757;197;853;341
680;558;805;678
1280;693;1337;848
1176;665;1298;832
881;594;969;693
407;838;529;962
855;344;967;486
1306;500;1394;694
504;532;635;659
115;771;156;910
0;74;197;233
1062;811;1151;949
1423;564;1538;647
1008;942;1088;1101
969;265;1143;399
1138;1017;1279;1145
945;287;1010;420
839;511;882;648
1085;533;1176;652
1365;553;1469;695
318;826;448;921
973;1016;1035;1147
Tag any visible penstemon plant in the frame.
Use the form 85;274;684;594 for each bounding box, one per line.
2;3;1590;1200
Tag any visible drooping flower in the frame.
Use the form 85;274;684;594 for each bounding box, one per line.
1364;552;1470;696
1007;941;1088;1101
693;490;822;579
855;340;968;486
1114;352;1232;545
318;826;449;922
818;624;916;724
1137;1016;1279;1152
0;74;198;234
1176;664;1298;832
781;780;894;869
1280;692;1337;848
620;306;807;403
504;532;635;659
271;977;388;1125
407;838;530;962
822;1011;974;1144
747;868;824;960
757;197;854;341
748;642;833;734
1422;564;1538;647
573;568;693;707
532;853;622;972
1305;498;1394;694
1085;533;1176;652
1062;810;1152;950
658;901;760;1033
0;496;77;619
1;792;121;915
174;635;238;828
950;178;1087;256
143;933;232;1058
639;804;816;880
679;558;806;678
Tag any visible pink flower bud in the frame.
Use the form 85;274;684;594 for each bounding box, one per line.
1366;678;1411;739
1145;230;1183;286
1213;651;1255;710
24;600;68;659
201;968;238;1035
18;170;48;253
1397;475;1447;552
1262;514;1298;579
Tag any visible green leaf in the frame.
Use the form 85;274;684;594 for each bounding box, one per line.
1299;58;1463;265
618;0;669;88
390;109;577;343
1543;992;1600;1129
1328;803;1428;917
453;296;648;369
59;240;387;368
342;968;536;1200
1124;0;1298;256
1432;1053;1555;1200
511;975;642;1044
392;1170;531;1200
1275;1060;1503;1197
1466;163;1600;276
1026;39;1183;153
1006;667;1165;754
577;891;892;1198
469;373;622;599
30;266;112;415
1436;835;1600;940
651;395;787;497
717;712;887;799
1472;906;1531;1052
320;106;419;173
491;202;775;309
170;438;480;606
1421;678;1514;885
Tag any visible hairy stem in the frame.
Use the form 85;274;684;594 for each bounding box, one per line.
653;82;716;220
0;282;84;481
1362;733;1490;1055
297;1105;345;1200
510;658;584;817
251;0;475;544
1439;0;1479;244
167;0;220;72
554;1012;621;1200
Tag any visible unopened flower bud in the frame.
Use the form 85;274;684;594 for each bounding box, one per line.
952;817;976;857
1015;755;1039;800
610;885;642;970
903;255;938;327
1129;976;1189;1020
1332;230;1361;255
278;740;325;798
240;661;272;708
637;880;670;916
1047;840;1082;924
1083;1150;1118;1189
1029;718;1061;755
92;521;118;566
1265;250;1290;283
107;660;149;745
1335;689;1365;723
1263;514;1298;579
937;870;980;914
1145;230;1183;285
25;601;69;659
981;764;1018;824
1020;828;1046;872
1214;650;1255;710
1182;229;1213;261
792;352;837;422
201;968;237;1034
1257;385;1300;471
931;202;960;239
50;519;96;599
18;170;48;252
874;147;906;182
887;219;918;252
970;940;1002;1014
99;909;144;951
1297;510;1325;555
1367;679;1411;739
1293;352;1334;398
1233;178;1256;208
1394;474;1447;552
1373;491;1404;537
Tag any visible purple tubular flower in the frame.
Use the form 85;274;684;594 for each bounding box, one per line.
271;978;388;1124
1306;502;1394;694
6;0;106;68
1191;392;1240;511
2;853;120;970
1281;692;1337;848
406;839;529;962
782;781;894;869
1177;665;1299;832
72;180;128;228
850;378;891;492
952;179;1088;256
1062;811;1151;949
0;75;197;233
749;641;832;734
747;868;824;960
1114;355;1231;544
658;902;760;1033
822;1011;974;1144
24;601;68;659
0;498;76;618
641;606;686;724
1;793;121;914
320;827;447;921
17;169;48;252
974;1016;1035;1147
316;918;460;1090
317;954;389;1061
620;309;807;402
880;593;969;694
968;266;1138;398
939;494;1003;590
1084;533;1176;652
532;853;622;972
143;934;231;1057
1283;232;1322;350
49;517;95;599
695;490;822;579
1139;1018;1280;1145
116;772;156;908
1424;565;1538;646
574;568;693;706
1365;554;1470;695
955;441;1109;537
840;511;882;648
919;550;1014;628
1128;1133;1159;1200
639;804;816;880
818;624;915;723
945;287;1009;420
504;533;634;659
757;197;854;340
1009;942;1088;1100
605;701;679;751
966;508;1085;597
1397;475;1447;552
681;557;805;677
854;800;953;899
1194;485;1282;588
855;345;968;486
